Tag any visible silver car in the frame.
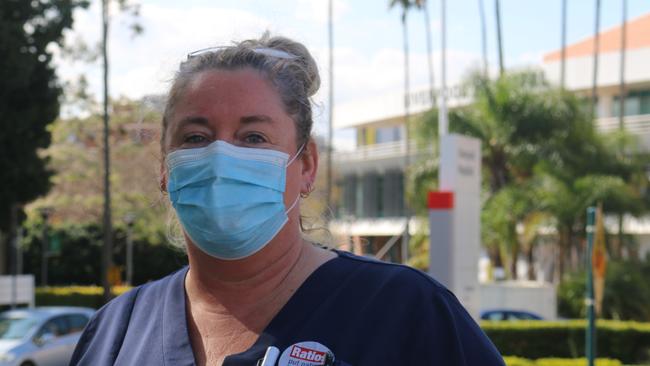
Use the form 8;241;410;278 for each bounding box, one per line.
0;307;95;366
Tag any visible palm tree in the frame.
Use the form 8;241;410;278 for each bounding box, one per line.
101;0;113;304
618;0;627;131
326;0;334;219
560;0;567;88
478;0;489;76
100;0;142;303
616;0;628;257
416;0;436;102
494;0;504;76
591;0;601;119
389;0;415;263
409;71;607;279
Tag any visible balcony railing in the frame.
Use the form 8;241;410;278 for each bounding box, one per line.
333;140;425;163
334;115;650;164
596;114;650;134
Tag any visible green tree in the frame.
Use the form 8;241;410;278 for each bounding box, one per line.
409;70;648;280
0;0;88;267
29;97;167;242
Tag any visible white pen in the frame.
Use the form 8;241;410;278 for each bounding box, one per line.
260;346;280;366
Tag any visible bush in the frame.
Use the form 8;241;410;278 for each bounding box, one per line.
503;356;535;366
22;222;188;286
36;286;132;309
482;320;650;364
503;357;621;366
558;260;650;322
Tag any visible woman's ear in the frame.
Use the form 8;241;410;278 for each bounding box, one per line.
300;138;318;196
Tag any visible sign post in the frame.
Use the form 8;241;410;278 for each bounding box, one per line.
428;134;481;317
586;207;597;366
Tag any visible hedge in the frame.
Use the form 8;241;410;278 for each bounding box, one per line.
482;320;650;364
36;286;132;309
33;289;650;364
503;357;622;366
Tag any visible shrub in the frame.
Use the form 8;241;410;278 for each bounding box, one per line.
482;320;650;364
503;357;621;366
36;286;132;309
558;260;650;322
22;222;188;286
503;356;535;366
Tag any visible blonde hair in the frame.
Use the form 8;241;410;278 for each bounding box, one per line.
161;32;320;154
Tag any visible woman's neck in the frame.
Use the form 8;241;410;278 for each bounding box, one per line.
184;231;328;325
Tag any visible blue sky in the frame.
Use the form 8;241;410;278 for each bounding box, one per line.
58;0;650;145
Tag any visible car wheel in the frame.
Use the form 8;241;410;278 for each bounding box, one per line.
20;361;36;366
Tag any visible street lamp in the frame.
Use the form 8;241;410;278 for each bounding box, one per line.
123;213;136;286
38;207;53;287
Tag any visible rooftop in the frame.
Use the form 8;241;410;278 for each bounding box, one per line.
543;12;650;62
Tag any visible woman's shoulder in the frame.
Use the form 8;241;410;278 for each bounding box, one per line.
325;250;504;365
96;266;187;318
70;267;188;365
332;250;451;298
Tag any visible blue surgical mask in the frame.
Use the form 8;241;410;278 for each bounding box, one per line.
166;140;303;260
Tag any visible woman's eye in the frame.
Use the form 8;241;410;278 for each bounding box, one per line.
244;133;267;144
183;135;207;144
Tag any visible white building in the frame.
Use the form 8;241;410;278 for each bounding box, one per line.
542;12;650;150
330;12;650;263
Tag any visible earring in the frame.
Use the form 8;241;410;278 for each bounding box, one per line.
301;182;314;198
159;178;167;194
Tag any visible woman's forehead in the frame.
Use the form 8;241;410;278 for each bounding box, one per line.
172;69;291;125
163;69;298;150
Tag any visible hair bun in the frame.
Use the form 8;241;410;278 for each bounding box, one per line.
261;33;321;97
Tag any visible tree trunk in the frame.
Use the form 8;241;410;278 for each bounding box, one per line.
590;0;601;120
401;8;411;264
422;0;435;102
494;0;504;76
618;0;627;131
478;0;488;76
488;244;503;268
510;240;519;280
526;243;536;280
101;0;114;304
326;0;334;214
555;226;570;283
560;0;567;89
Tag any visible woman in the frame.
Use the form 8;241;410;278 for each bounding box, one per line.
71;34;504;366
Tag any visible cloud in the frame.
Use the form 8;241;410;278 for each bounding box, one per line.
53;1;482;149
331;45;482;105
55;3;276;101
295;0;350;25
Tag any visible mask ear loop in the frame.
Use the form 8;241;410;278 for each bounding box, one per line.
286;143;306;167
285;142;307;213
285;193;301;214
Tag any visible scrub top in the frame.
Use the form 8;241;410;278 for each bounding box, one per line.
70;250;505;366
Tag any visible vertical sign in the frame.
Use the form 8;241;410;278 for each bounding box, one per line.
429;134;481;317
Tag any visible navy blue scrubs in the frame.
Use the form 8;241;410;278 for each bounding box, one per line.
70;250;504;365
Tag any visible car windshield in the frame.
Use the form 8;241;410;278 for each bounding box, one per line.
0;316;39;340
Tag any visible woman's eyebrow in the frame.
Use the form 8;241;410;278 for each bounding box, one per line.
240;114;275;125
176;116;210;130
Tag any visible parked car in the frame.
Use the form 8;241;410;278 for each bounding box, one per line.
480;309;544;321
0;307;95;366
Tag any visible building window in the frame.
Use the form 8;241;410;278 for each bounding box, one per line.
338;175;357;217
375;126;403;144
612;90;650;117
361;172;380;218
337;171;406;219
382;170;405;217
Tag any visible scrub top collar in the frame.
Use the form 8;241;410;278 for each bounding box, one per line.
161;250;343;366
